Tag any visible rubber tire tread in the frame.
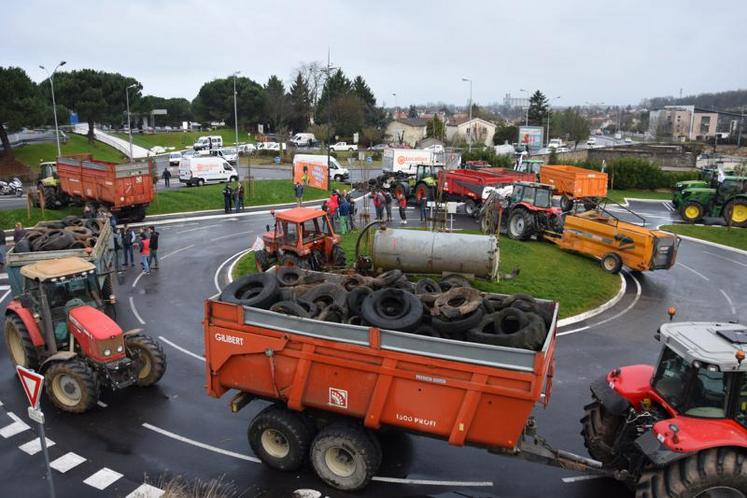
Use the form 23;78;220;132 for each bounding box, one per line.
304;283;347;309
415;278;441;294
44;359;100;414
4;314;39;369
248;404;315;472
579;400;624;466
346;287;373;316
125;333;167;386
220;273;279;309
310;422;381;491
361;288;423;332
432;307;485;340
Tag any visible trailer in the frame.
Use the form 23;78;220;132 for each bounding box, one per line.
437;167;534;216
539;165;608;211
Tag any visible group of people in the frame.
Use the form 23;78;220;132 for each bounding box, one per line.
222;183;246;213
113;224;160;275
321;190;356;233
371;189;426;225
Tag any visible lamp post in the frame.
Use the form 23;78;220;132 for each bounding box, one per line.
546;96;561;146
462;77;472;151
125;83;137;160
232;71;240;150
392;93;398;118
520;88;529;126
39;61;66;158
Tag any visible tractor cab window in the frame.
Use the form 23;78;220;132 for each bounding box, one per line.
511;185;525;204
301;219;325;243
278;221;298;246
535;189;552;208
44;275;99;309
736;375;747;428
521;187;536;203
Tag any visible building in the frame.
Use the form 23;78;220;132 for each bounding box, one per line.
385;118;427;147
648;105;718;141
446;117;496;147
503;93;529;108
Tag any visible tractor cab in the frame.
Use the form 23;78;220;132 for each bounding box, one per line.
38;161;59;187
510;182;557;211
414;164;440;183
513;159;543;177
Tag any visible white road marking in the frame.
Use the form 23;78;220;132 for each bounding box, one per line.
678;262;710;281
0;289;11;303
371;476;493;487
50;452;87;473
558;273;626;328
719;289;737;315
671;233;747;256
562;475;605;483
19;437;56;455
126;483;165;498
142;423;260;462
703;250;747;269
129;296;146;325
0;273;7;278
212;231;251;242
158;336;205;362
84;467;123;490
214;248;252;293
97;401;108;408
0;412;31;438
227;248;253;284
132;272;145;288
0;285;8;291
663;202;675;213
179;223;221;234
160;244;195;260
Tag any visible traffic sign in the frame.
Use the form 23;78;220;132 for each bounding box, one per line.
16;366;44;409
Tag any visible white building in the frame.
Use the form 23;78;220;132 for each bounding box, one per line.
446;117;496;147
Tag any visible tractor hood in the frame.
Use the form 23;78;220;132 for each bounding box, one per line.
67;305;123;341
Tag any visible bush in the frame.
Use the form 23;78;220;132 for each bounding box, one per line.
461;149;513;168
573;158;699;190
371;151;382;161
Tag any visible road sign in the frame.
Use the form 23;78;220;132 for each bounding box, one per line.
28;406;45;424
16;366;44;409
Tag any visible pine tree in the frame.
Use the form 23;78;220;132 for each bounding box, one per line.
287;73;311;132
527;90;549;127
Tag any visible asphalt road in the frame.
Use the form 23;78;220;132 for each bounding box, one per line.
0;199;744;498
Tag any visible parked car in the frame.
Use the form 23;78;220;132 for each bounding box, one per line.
329;141;357;152
218;147;239;164
193;135;223;151
586;137;596;146
624;137;633;144
258;142;286;151
238;143;256;154
368;144;388;151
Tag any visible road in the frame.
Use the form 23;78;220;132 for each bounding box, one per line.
0;199;744;497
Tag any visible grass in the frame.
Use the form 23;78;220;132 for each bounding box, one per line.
13;134;127;171
660;224;747;251
233;228;621;319
111;128;254;151
607;189;671;203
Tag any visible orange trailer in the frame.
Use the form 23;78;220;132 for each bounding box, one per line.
539;165;608;211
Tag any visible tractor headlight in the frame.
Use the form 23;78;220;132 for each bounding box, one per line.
103;348;112;357
116;345;123;353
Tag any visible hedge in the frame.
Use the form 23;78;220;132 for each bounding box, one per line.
571;158;699;190
461;149;513;168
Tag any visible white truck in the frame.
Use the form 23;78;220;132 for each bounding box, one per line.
548;138;564;149
193;135;223;151
328;141;357;152
179;156;239;186
293;154;350;182
382;148;438;175
290;133;316;147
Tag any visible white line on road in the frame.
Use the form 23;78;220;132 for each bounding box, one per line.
719;289;737;315
142;423;260;462
97;401;108;408
84;467;123;490
227;249;252;284
19;437;56;455
132;271;146;288
703;250;747;269
212;231;251;242
0;290;11;303
0;412;31;438
160;244;195;260
371;476;493;487
50;452;87;473
158;336;205;362
179;223;221;234
0;285;8;291
214;248;251;293
561;475;605;483
678;262;710;281
129;296;145;325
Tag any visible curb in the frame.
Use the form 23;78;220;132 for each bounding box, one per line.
556;272;627;328
668;233;747;256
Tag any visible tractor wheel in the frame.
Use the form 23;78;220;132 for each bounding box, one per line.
507;209;534;241
560;195;574;212
4;314;39;370
464;199;478;217
580;400;625;466
43;187;58;208
248;404;316;472
45;359;100;413
635;448;747;498
310;422;382;491
125;333;167;387
255;249;272;272
601;252;623;274
331;245;346;267
280;253;311;269
101;275;116;320
681;201;704;223
415;183;433;202
724;199;747;228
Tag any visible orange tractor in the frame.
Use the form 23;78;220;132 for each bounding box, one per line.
255;207;347;271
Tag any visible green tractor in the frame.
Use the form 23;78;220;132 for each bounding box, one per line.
675;175;747;227
391;164;441;202
36;161;68;208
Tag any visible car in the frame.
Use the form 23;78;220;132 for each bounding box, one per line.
548;139;564;149
290;133;316;147
329;141;357;152
586;137;596;146
238;143;256;154
624;137;633;144
368;144;388;151
168;152;182;166
258;142;286;151
218;147;239;164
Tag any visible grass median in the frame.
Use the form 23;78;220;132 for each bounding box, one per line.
13;134;127;170
232;228;621;319
660;224;747;251
607;190;671;204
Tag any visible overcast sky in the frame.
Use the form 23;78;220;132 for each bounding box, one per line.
3;0;745;108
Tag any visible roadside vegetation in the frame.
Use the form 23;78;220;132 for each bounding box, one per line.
660;224;747;251
606;189;671;203
13;134;127;170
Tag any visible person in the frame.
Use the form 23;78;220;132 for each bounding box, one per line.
162;168;171;187
0;227;6;267
109;211;118;231
302;166;309;185
372;190;384;221
397;191;408;225
138;230;151;275
321;200;329;231
148;225;159;270
83;204;94;219
113;227;122;272
235;183;245;213
338;195;350;234
384;190;393;222
13;222;25;243
294;181;304;206
122;225;135;268
222;184;233;213
344;191;356;230
419;195;428;222
327;192;339;231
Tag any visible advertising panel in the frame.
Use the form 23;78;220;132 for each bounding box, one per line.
294;161;329;190
518;126;544;152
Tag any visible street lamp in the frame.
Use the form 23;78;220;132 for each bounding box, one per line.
232;71;240;150
520;88;529;126
125;83;138;160
462;78;472;150
392;93;398;118
39;61;66;158
546;96;561;146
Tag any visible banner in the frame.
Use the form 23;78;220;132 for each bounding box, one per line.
294;161;329;190
518;126;544;152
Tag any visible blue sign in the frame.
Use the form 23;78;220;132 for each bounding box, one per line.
69;112;79;125
274;156;281;165
367;156;373;163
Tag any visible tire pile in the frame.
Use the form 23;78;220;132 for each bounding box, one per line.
220;268;554;352
13;216;106;253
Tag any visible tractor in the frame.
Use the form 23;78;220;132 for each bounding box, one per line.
582;319;747;497
675;175;747;227
35;160;70;208
391;164;442;202
504;182;564;240
255;207;346;271
3;257;166;413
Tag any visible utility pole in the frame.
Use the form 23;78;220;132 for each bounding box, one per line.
233;71;240;150
520;88;529;126
324;48;337;192
462;78;472;151
39;61;66;158
739;106;744;148
125;84;138;160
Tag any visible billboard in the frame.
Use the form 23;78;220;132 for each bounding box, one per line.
518;126;544;152
294;160;329;190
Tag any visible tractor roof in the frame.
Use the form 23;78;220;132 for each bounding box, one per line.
275;206;327;223
21;257;96;281
514;181;554;189
659;321;747;372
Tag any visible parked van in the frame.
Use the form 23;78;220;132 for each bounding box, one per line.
293;154;349;181
193;135;223;151
290;133;316;147
179;156;238;186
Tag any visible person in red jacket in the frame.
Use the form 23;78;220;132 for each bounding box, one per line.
397;192;407;225
138;230;151;275
326;192;339;231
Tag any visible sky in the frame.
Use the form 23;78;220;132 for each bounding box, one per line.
3;0;746;108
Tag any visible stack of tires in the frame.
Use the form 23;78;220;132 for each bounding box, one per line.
220;269;553;352
13;216;106;253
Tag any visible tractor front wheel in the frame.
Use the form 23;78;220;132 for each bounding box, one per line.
126;333;167;387
681;201;704;223
332;245;347;267
3;314;39;370
724;199;747;228
560;195;574;212
508;209;534;240
45;359;100;413
580;400;625;466
280;253;311;269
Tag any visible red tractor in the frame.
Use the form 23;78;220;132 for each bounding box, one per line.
255;207;347;271
583;320;747;497
484;182;563;240
3;257;166;413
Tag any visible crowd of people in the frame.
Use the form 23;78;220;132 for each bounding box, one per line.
222;183;246;213
321;189;356;234
113;223;160;275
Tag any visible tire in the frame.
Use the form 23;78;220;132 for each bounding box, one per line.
276;267;306;287
220;273;279;309
724;198;747;228
414;323;443;338
249;404;315;472
341;274;367;291
432;307;485;340
269;300;311;318
465;309;547;350
101;275;116;319
198;178;205;187
361;288;423;331
601;252;623;274
434;287;482;319
318;304;347;323
580;400;624;465
373;269;403;288
4;314;39;369
304;283;347;309
415;278;441;294
310;422;381;491
125;333;167;387
255;249;272;272
293;298;318;318
280;253;311;269
334;175;342;182
508;209;535;240
44;359;100;413
64;226;93;238
560;195;574;212
331;245;346;267
635;448;747;498
464;199;478;217
43;187;58;208
438;274;471;291
13;238;31;253
680;200;704;223
346;287;373;316
230;176;238;183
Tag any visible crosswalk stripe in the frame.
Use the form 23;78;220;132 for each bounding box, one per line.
84;467;123;490
19;437;56;455
50;452;86;473
0;412;30;438
126;483;165;498
0;285;10;291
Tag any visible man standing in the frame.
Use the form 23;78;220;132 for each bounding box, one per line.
384;190;393;222
372;189;384;221
139;230;151;275
294;181;304;206
222;184;233;213
148;226;160;270
235;183;245;213
344;191;355;230
122;225;135;268
338;195;350;234
0;227;6;268
419;196;428;222
162;168;171;187
113;227;122;272
327;192;339;231
397;192;408;225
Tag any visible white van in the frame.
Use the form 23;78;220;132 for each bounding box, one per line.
290;133;316;147
293;154;349;181
193;135;223;151
179;156;238;186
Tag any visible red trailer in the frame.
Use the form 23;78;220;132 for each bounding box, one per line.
55;155;154;221
437;167;534;216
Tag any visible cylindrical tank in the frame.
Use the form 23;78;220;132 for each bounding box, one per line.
371;228;499;280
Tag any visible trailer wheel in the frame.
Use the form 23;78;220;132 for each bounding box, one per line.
249;405;315;472
45;359;100;413
560;195;574;212
635;448;747;498
4;314;39;370
580;400;624;466
508;209;534;240
310;422;381;491
464;199;478;217
125;333;167;386
601;252;623;274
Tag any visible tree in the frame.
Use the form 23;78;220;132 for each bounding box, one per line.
426;115;445;141
0;67;45;158
550;108;591;146
328;94;364;138
263;75;287;132
361;127;383;147
527;90;549;126
287;73;311;132
493;122;518;145
317;69;352;123
192;76;264;130
352;76;382;127
407;105;418;118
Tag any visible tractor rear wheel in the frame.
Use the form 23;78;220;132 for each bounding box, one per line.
601;252;623;273
580;400;625;466
45;359;100;413
724;199;747;228
125;333;167;387
4;314;39;370
43;187;58;208
255;249;272;272
280;253;311;269
636;448;747;498
508;209;534;240
332;245;346;267
681;201;704;223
